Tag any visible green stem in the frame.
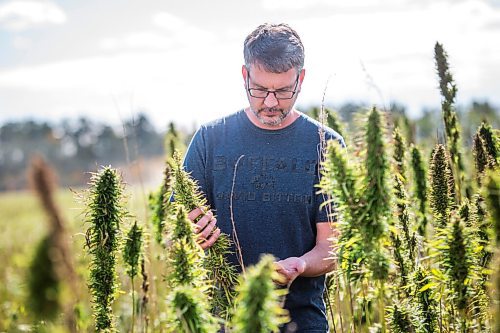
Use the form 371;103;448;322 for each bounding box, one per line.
334;273;345;333
362;279;370;333
131;276;135;333
343;272;356;333
378;280;386;333
325;287;337;333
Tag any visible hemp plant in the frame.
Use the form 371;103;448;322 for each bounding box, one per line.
387;304;417;333
483;171;500;333
165;122;185;159
169;152;238;319
166;206;206;287
473;131;489;186
412;267;438;333
392;129;416;269
320;139;364;277
362;107;391;331
442;214;473;330
27;235;61;322
165;206;218;333
123;221;143;333
485;171;500;246
410;144;429;237
85;167;126;332
434;42;465;200
229;255;289;333
478;122;498;169
362;107;390;244
310;106;346;139
26;156;77;324
149;163;172;244
428;144;454;228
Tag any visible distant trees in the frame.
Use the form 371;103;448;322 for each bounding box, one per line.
0;113;167;191
0;102;498;192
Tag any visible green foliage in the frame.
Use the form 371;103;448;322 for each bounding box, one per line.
230;255;289;333
149;163;172;244
393;128;406;178
484;171;500;245
393;176;416;268
434;42;465;196
368;249;390;281
443;215;472;311
472;194;492;273
319;140;366;278
478;122;498;168
392;129;417;269
85;167;126;332
26;235;61;321
362;107;390;284
429;144;454;227
123;221;143;279
413;267;438;333
308;106;346;139
458;199;471;227
411;144;429;236
492;254;500;333
165;122;186;159
390;233;408;288
387;304;417;333
164;205;218;332
473;132;489;184
169;152;238;318
166;285;219;333
167;206;206;287
363;107;390;241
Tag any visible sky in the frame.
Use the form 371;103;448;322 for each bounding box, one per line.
0;0;499;130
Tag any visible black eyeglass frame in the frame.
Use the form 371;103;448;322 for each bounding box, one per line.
246;71;300;100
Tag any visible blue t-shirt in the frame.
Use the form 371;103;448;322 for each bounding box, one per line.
183;109;344;332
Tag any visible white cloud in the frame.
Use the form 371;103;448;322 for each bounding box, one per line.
152;11;215;45
100;32;175;51
260;0;411;11
1;2;499;127
12;35;32;49
99;11;215;51
152;11;187;32
0;0;66;31
0;44;246;128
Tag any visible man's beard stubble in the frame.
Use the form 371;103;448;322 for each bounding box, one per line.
252;107;291;127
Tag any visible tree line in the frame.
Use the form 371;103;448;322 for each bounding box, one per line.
0;102;498;192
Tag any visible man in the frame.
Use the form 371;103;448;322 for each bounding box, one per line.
184;23;344;333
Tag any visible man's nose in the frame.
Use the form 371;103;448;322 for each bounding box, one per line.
264;92;279;107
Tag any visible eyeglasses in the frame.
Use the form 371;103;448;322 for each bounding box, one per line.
246;72;299;100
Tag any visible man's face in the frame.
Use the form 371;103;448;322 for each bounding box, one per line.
243;64;304;127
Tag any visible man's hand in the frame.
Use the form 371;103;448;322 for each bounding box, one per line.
187;207;221;250
274;257;306;286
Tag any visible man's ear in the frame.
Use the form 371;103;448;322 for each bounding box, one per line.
242;65;248;87
298;68;306;92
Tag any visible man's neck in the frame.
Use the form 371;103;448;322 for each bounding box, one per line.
244;107;300;130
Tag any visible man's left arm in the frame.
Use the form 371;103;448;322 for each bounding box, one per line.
275;222;338;285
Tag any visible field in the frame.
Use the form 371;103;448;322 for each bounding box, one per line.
0;44;499;333
0;187;148;332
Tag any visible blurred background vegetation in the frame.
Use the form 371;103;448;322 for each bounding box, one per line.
1;100;498;192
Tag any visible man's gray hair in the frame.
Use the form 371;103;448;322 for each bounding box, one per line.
244;23;304;74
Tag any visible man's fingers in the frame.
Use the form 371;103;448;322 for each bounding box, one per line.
199;218;217;239
200;227;221;250
194;211;214;233
187;207;204;222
